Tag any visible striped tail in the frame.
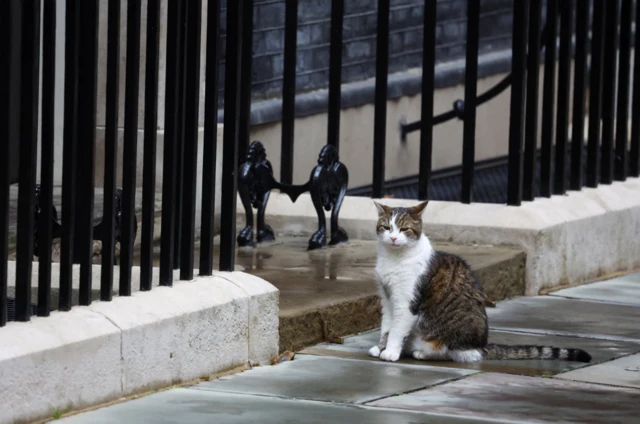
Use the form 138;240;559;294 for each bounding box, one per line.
483;344;592;362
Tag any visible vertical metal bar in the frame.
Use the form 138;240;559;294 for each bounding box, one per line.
631;0;640;177
160;0;185;286
199;0;221;276
101;0;121;301
600;0;619;185
587;0;606;187
280;0;298;184
0;0;22;326
59;0;81;311
539;0;557;198
238;0;254;165
461;0;481;204
76;0;99;306
38;0;57;316
418;0;436;201
179;0;202;281
570;0;588;191
506;0;529;206
614;0;632;181
16;0;39;321
372;0;390;199
219;0;245;271
523;0;541;201
140;0;161;291
120;0;142;296
327;0;344;150
172;0;188;271
554;0;572;195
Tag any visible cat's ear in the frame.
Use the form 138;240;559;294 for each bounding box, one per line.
410;201;429;216
373;201;390;215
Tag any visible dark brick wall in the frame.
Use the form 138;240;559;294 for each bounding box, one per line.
219;0;515;102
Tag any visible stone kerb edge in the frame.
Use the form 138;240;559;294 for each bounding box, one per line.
0;272;279;424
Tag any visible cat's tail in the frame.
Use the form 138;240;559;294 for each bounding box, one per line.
483;344;592;362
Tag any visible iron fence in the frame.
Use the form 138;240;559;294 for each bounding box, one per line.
1;0;639;326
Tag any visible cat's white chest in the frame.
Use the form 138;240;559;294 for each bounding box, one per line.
375;236;434;302
376;255;429;301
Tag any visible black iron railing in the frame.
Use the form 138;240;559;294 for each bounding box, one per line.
1;0;640;327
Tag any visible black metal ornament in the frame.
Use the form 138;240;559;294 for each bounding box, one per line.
33;185;137;262
237;141;349;250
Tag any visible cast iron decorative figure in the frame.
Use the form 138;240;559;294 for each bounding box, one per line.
308;145;349;249
237;140;349;250
93;188;136;249
33;184;62;257
33;185;136;262
237;141;277;247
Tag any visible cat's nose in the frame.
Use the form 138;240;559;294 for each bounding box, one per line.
390;237;397;243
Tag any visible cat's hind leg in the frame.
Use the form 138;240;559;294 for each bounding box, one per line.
449;349;483;363
409;339;449;361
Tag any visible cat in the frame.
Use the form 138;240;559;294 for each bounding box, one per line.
368;200;592;364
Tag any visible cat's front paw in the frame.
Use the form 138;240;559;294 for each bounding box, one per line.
380;349;401;362
368;346;381;358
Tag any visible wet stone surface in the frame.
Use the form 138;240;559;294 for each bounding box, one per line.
556;353;640;389
234;237;524;317
301;329;640;377
487;296;640;342
54;389;513;424
369;372;640;423
52;272;640;423
550;273;640;306
193;354;477;404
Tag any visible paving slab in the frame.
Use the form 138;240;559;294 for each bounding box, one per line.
193;354;476;404
369;372;640;424
487;296;640;342
54;389;517;424
301;329;640;376
550;273;640;306
556;353;640;389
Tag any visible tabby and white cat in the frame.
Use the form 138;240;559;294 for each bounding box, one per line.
369;201;592;364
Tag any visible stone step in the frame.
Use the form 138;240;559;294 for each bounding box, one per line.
236;236;525;353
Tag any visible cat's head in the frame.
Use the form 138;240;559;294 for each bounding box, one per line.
373;201;428;248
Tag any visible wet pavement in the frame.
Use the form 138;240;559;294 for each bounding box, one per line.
55;272;640;423
301;328;640;377
233;236;524;352
235;237;525;317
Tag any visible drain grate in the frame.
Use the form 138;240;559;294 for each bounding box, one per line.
6;298;38;322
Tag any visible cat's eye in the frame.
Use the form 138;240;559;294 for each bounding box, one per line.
378;225;390;231
400;227;410;232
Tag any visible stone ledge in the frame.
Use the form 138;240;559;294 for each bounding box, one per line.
0;272;278;424
248;237;525;353
243;178;640;295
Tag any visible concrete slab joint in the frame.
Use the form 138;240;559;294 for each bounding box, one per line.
250;178;640;294
0;272;279;424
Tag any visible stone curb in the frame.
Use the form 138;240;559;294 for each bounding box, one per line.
0;272;279;424
278;245;525;353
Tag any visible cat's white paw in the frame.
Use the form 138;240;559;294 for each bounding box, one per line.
449;349;483;363
368;346;381;358
380;349;401;362
412;350;428;360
